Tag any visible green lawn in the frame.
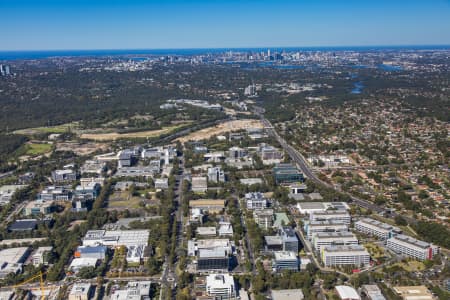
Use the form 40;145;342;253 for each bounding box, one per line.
24;143;53;155
14;122;78;135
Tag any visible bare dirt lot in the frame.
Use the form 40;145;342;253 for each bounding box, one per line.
176;119;264;142
56;142;110;155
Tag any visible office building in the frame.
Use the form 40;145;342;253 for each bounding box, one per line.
82;229;149;248
273;251;299;271
312;232;358;252
208;167;226;183
280;226;299;253
387;234;439;261
297;202;349;215
52;168;77;183
245;192;268;210
197;248;229;272
218;222;233;236
253;209;274;229
69;283;93;300
31;246;53;266
264;235;283;252
110;281;151;300
321;245;370;267
189;199;226;214
309;210;351;225
206;274;236;300
273;164;304;184
355;218;400;240
23;200;54;216
188;239;233;257
75;246;107;260
192;177;208;193
304;220;349;240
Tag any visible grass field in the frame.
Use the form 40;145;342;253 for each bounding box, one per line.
393;260;425;272
80;123;190;141
23;143;53;156
14;122;78;135
108;191;143;209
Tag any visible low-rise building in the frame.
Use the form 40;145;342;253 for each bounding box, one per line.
297;202;349;215
197;248;229;272
218;222;233;236
38;186;72;201
23;200;55;216
126;245;145;263
189;199;226;214
154;178;169;190
52;168;77;183
207;167;226;183
75;246;107;260
188;239;233;257
273;164;304;185
192;177;208;193
253;209;274;229
31;246;53;266
0;185;27;206
245;192;268;210
206;274;236;300
392;286;434;300
361;285;386;300
80;160;106;175
280;226;299;253
69;258;98;273
68;283;93;300
197;227;217;237
0;247;31;278
82;229;149;248
264;236;283;252
387;234;439;261
271;289;304;300
321;245;370;267
335;286;360;300
110;281;151;300
273;251;299;271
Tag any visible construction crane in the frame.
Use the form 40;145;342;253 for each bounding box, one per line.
13;271;46;300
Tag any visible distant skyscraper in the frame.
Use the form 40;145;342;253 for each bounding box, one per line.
0;64;4;76
4;65;10;75
267;49;271;58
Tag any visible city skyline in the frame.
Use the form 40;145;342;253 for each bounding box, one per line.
1;0;450;51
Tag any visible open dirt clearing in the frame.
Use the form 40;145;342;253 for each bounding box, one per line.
176;119;263;143
80;124;189;141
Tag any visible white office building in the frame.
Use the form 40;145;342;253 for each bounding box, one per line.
304;220;349;240
245;192;268;210
355;218;400;240
309;210;351;225
387;234;439;261
321;245;370;267
312;232;359;252
206;274;236;300
273;251;299;271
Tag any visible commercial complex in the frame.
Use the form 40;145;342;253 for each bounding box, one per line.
304;220;349;240
253;209;274;229
273;251;299;271
354;218;400;240
206;274;236;300
273;164;304;185
82;230;149;248
309;210;351;225
296;202;349;215
110;281;152;300
69;283;93;300
312;232;359;252
245;192;268;210
386;234;439;261
321;245;370;267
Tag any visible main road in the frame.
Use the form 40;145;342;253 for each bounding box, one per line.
254;107;417;224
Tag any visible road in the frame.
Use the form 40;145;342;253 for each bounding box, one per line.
255;107;417;225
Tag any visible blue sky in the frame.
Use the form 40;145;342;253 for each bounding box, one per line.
1;0;450;50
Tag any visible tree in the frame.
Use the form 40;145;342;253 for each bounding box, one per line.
394;215;408;226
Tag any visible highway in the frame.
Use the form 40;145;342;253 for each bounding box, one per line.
255;107;418;224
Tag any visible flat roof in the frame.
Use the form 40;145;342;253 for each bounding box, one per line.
335;286;360;300
0;247;30;264
389;234;430;249
271;289;304;300
323;245;368;253
274;251;297;260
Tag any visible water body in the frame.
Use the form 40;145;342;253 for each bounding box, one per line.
378;64;403;71
0;45;449;60
351;81;365;94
